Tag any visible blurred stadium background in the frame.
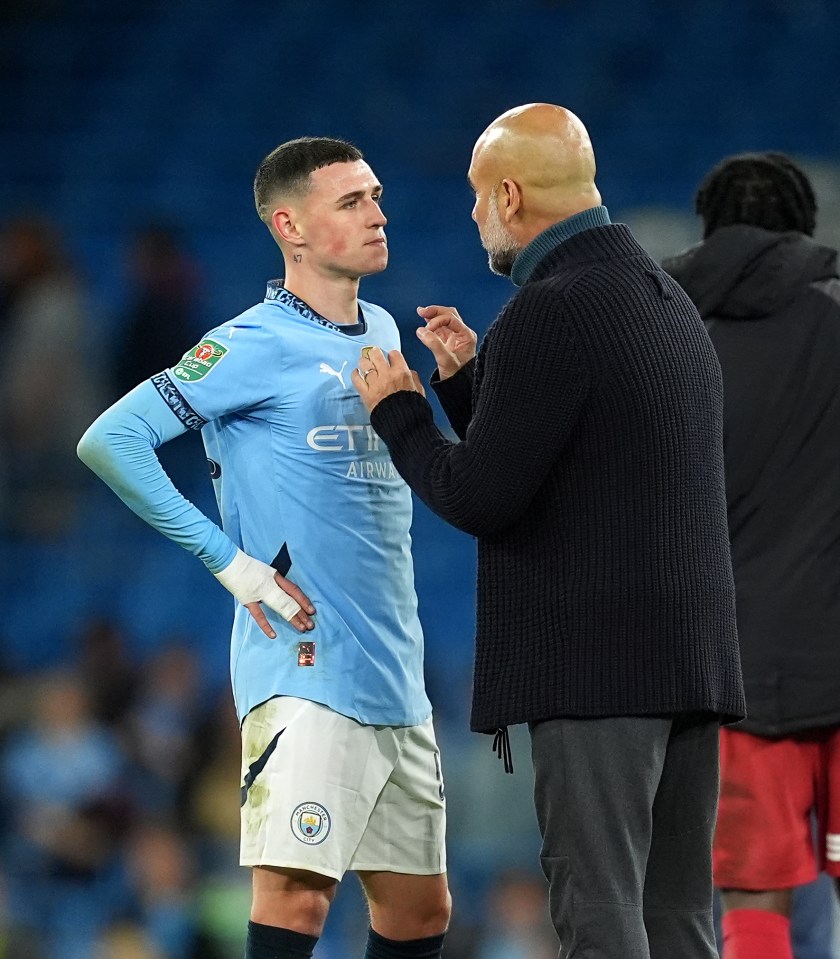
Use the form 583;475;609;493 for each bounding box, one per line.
1;1;839;956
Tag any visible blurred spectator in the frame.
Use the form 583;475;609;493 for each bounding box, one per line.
76;618;139;726
121;822;215;959
0;868;41;959
186;693;241;868
0;670;131;959
183;695;252;957
110;223;201;399
474;870;556;959
108;222;206;490
96;922;164;959
0;215;98;538
0;653;37;743
124;643;202;818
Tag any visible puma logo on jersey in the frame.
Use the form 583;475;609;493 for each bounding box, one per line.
319;361;347;389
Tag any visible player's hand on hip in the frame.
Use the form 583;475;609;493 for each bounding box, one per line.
213;548;315;639
415;305;477;380
352;346;425;412
245;570;315;638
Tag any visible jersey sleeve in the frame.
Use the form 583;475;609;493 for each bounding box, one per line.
77;379;237;573
163;320;280;422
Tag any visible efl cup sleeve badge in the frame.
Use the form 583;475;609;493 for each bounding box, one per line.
172;339;229;382
291;801;331;845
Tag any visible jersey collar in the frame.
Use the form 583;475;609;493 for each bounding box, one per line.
265;280;367;335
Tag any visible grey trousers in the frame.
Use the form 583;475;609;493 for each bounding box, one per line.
529;714;720;959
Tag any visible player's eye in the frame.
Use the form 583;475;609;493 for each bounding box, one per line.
372;193;382;204
343;199;358;209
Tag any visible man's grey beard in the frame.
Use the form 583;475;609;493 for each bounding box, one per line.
482;193;519;277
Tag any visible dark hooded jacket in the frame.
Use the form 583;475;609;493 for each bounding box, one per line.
665;225;840;735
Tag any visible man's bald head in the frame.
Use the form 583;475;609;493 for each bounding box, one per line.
468;104;602;274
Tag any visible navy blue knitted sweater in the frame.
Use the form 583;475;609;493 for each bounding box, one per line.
371;223;745;733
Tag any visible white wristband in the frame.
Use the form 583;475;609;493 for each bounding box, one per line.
213;548;302;622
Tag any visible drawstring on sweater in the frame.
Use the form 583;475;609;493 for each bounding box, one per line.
492;726;513;774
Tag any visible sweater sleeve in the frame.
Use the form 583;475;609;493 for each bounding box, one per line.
371;285;590;537
430;358;475;440
77;379;238;573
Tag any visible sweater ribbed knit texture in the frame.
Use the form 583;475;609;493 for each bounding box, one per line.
371;224;745;732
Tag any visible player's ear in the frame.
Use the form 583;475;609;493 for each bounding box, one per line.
272;207;303;245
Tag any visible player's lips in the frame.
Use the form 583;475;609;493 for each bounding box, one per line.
366;238;387;246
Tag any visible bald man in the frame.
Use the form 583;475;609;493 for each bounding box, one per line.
353;104;745;957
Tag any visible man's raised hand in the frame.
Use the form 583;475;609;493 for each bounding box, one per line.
415;305;477;380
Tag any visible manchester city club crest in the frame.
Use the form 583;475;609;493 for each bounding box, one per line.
291;801;331;845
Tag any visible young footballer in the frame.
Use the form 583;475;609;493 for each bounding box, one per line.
78;137;450;959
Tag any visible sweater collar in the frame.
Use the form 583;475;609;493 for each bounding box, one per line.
510;206;611;287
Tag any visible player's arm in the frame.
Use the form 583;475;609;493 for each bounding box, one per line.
77;379;314;637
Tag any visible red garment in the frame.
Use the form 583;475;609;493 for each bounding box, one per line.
721;909;793;959
715;726;840;888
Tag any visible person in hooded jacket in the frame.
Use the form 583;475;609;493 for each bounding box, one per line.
664;152;840;959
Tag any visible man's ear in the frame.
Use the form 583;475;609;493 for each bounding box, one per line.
272;207;304;246
499;178;522;223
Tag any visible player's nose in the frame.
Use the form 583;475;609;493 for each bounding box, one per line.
368;198;387;227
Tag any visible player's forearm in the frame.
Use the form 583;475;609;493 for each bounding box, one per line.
77;380;237;574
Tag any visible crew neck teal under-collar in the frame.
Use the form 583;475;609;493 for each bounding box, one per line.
510;206;611;287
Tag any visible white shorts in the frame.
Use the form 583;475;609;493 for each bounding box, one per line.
239;696;446;880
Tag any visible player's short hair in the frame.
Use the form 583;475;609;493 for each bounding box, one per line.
695;151;817;239
254;137;364;223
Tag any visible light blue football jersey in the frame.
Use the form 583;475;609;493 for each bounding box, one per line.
156;283;431;726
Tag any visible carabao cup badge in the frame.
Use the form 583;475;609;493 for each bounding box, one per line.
291;801;331;845
172;338;228;382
